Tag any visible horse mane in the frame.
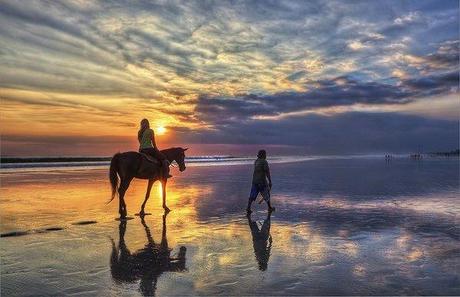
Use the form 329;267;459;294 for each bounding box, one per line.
160;147;184;162
160;147;184;156
161;147;182;153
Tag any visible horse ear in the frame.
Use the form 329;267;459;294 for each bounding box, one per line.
183;147;188;151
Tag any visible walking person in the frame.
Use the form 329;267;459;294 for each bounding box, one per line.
246;149;275;214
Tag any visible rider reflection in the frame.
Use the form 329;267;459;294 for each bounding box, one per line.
247;212;272;271
110;214;186;296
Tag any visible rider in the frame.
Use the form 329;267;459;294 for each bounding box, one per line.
138;118;171;178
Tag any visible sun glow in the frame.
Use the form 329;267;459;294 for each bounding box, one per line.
156;126;167;135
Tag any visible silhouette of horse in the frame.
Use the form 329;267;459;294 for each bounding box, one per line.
110;214;186;296
109;147;188;218
247;212;272;271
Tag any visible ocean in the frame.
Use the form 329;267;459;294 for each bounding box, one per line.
0;155;459;295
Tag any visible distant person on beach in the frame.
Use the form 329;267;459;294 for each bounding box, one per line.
138;118;171;178
246;149;275;214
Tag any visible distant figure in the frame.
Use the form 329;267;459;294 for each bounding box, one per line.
410;153;422;160
247;212;272;271
138;118;171;178
246;149;274;214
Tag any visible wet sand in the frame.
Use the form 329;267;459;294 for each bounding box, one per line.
1;158;459;295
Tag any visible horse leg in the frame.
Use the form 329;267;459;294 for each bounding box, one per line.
118;176;133;218
139;179;154;216
118;198;124;218
117;177;125;217
161;178;170;213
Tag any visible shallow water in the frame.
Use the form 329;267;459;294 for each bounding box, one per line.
1;158;459;295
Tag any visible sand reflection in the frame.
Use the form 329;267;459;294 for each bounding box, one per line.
110;213;186;296
247;212;272;271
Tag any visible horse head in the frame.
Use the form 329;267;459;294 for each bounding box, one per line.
163;147;188;172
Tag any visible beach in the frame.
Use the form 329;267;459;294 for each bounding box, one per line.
1;157;459;296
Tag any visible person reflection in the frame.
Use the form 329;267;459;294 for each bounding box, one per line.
247;212;272;271
110;213;187;296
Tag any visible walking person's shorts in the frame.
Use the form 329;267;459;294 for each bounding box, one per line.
249;183;270;202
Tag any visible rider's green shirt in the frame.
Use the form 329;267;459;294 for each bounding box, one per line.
139;128;154;150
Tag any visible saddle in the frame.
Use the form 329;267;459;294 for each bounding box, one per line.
139;152;171;179
140;153;160;165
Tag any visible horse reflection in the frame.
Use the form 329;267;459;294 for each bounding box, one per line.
110;214;186;296
247;212;272;271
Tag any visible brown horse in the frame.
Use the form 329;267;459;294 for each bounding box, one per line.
109;147;188;218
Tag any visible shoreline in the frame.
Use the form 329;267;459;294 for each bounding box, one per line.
0;155;384;172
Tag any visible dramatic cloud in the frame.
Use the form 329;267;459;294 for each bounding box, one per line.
0;0;458;155
194;71;458;125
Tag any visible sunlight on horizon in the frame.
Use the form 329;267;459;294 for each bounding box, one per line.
156;126;167;135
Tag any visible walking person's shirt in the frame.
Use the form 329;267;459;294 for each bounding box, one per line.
252;158;269;186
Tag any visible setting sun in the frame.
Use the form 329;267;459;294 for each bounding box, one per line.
156;126;167;135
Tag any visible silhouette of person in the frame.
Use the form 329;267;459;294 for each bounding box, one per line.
138;118;171;178
247;149;275;214
247;212;273;271
110;213;186;296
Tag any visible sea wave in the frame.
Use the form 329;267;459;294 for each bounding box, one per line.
0;155;387;172
0;156;291;170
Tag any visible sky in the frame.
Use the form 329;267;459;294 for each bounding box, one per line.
0;0;458;156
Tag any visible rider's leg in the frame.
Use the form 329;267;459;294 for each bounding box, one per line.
154;148;172;178
140;148;156;158
140;148;171;178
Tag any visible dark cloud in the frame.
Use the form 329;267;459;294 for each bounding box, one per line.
194;70;458;124
423;40;459;70
404;71;459;92
174;112;458;154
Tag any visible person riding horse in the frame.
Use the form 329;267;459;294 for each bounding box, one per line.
138;119;171;178
108;120;188;217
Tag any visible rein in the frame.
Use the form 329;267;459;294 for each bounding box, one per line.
161;148;180;167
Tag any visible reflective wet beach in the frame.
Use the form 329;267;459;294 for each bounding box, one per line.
1;158;459;295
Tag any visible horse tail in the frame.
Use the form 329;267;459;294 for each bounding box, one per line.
108;153;120;204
